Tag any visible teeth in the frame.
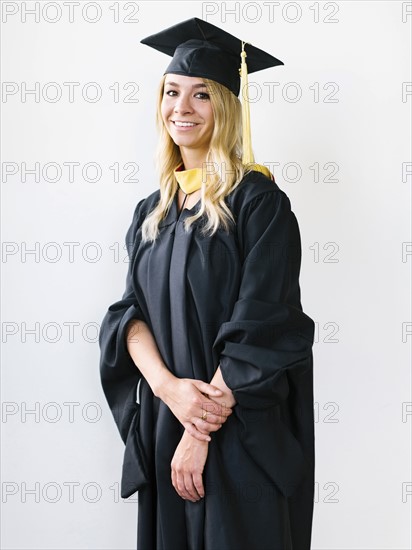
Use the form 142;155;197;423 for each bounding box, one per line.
174;121;196;127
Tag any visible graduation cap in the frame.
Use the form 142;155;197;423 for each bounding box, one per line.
140;17;284;165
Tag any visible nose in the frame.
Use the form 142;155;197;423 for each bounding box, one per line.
173;93;193;115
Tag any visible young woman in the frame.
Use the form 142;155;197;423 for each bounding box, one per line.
99;17;315;550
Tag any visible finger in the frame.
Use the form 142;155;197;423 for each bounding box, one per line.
172;468;187;500
199;410;231;424
198;410;224;425
199;400;233;419
183;473;201;502
175;471;192;500
183;422;211;442
192;380;223;397
193;417;222;433
207;400;233;417
192;472;205;499
171;468;177;492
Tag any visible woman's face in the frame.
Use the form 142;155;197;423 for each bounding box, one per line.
161;74;214;160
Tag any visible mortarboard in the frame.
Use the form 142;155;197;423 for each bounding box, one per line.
140;17;284;166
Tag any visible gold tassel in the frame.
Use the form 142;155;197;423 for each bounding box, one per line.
239;41;274;181
240;41;254;166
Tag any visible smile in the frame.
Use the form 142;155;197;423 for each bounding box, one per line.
172;121;198;127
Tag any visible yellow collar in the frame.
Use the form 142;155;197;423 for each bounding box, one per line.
174;163;203;194
174;162;274;194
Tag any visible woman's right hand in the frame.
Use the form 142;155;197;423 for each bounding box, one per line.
158;376;233;442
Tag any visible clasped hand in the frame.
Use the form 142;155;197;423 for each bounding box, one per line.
160;374;235;501
160;377;233;442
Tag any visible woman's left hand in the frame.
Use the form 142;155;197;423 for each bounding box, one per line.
171;430;209;502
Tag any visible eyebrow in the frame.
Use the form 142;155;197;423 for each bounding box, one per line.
164;81;207;89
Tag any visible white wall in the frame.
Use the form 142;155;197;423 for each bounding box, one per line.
1;1;411;549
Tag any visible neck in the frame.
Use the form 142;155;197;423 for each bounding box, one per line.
179;147;208;170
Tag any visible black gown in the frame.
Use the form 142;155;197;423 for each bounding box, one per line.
99;169;315;550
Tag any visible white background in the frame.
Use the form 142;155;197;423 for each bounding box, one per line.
1;1;411;549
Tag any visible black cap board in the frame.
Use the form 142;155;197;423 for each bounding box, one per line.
140;17;284;96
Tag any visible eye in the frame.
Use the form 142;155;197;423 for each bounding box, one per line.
195;92;210;100
165;89;177;97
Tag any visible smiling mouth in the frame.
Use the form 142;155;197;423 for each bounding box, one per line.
172;121;198;127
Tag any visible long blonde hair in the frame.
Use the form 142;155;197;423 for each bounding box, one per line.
141;75;250;243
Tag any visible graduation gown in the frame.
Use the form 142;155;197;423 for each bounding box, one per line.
99;169;315;550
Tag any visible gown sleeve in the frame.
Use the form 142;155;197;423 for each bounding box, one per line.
213;188;315;410
99;198;150;497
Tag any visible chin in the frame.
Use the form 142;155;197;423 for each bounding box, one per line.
171;136;198;148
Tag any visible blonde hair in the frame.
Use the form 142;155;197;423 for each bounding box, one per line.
141;75;250;243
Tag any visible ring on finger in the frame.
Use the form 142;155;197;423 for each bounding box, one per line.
201;410;207;421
